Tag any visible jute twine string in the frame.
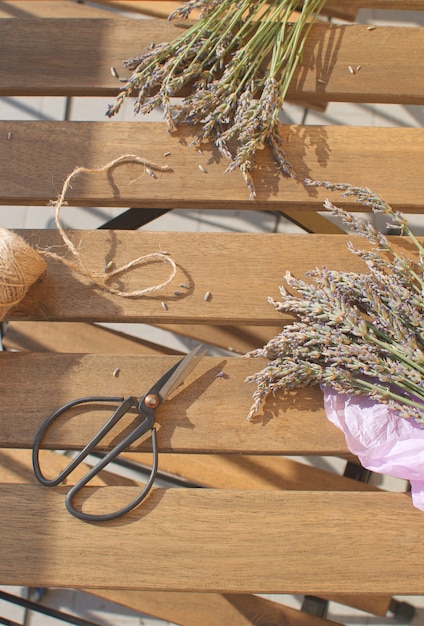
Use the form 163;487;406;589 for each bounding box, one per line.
0;154;176;321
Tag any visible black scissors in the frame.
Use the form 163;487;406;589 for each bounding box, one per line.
33;344;206;522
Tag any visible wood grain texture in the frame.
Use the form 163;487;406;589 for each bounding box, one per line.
359;0;424;7
0;1;115;17
0;448;137;486
0;486;422;594
0;449;388;619
4;321;183;354
154;323;290;353
1;19;424;104
0;448;383;620
1;122;423;210
94;0;357;21
0;352;346;454
92;589;345;626
40;0;424;19
5;319;290;354
127;452;378;492
93;0;424;9
8;231;422;323
0;447;348;625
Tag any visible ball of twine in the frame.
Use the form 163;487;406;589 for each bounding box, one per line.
0;227;46;321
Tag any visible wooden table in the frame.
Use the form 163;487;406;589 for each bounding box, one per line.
0;1;423;624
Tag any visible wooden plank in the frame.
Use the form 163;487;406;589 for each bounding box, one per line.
92;590;344;626
0;0;116;17
3;321;183;354
94;0;357;22
0;2;354;26
127;452;377;492
0;449;391;619
0;449;364;626
0;353;347;454
95;589;392;624
0;486;422;594
93;0;203;19
0;1;330;114
0;449;383;620
8;231;422;324
356;0;424;7
93;0;424;17
0;0;349;27
0;0;354;23
1;19;424;104
0;448;137;486
4;319;287;354
123;458;395;613
154;323;285;353
4;318;287;363
278;210;346;234
2;122;424;211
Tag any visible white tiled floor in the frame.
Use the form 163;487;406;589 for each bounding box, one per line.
1;2;424;624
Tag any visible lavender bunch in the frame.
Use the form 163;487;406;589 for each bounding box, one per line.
246;181;424;426
106;0;326;199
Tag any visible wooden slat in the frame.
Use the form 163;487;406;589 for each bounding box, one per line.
1;19;424;104
92;590;345;626
109;455;395;617
0;448;386;620
1;486;422;594
278;211;346;234
4;320;287;354
0;1;330;116
4;318;280;365
154;324;286;353
0;0;356;22
2;122;424;211
0;448;137;486
356;0;424;7
92;0;424;17
94;590;393;623
94;0;358;22
0;0;354;24
0;448;391;619
3;321;183;354
8;231;422;324
0;449;347;626
128;452;377;492
0;353;347;454
92;0;203;19
0;0;115;17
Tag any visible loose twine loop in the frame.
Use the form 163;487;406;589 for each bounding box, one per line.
0;154;176;321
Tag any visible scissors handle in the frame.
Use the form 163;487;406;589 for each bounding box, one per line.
33;395;158;522
66;426;158;522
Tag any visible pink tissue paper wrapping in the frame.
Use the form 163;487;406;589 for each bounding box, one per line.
323;387;424;511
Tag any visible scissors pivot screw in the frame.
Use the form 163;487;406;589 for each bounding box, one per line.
144;394;159;408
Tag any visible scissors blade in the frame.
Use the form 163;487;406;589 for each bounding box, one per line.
158;344;206;400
